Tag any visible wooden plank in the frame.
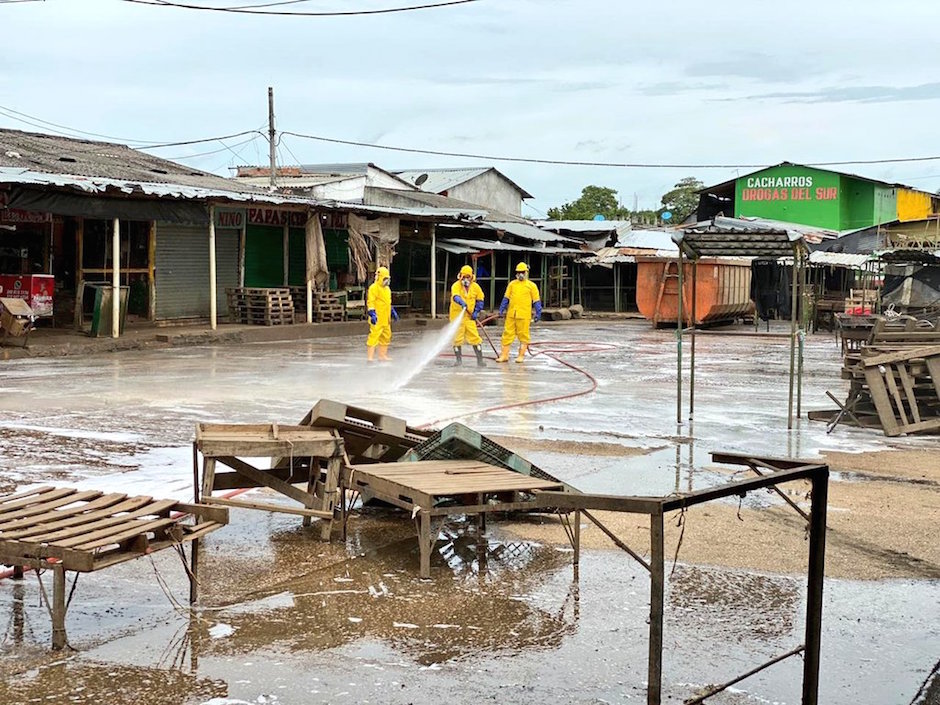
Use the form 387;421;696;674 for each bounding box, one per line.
172;502;229;524
897;364;921;423
210;466;312;491
0;539;94;572
864;366;901;436
0;488;78;515
427;499;555;516
203;495;332;519
535;491;663;514
44;501;177;547
217;456;316;506
199;438;341;458
0;486;56;506
926;357;940;397
0;493;131;535
0;490;103;525
863;345;940;367
13;497;168;543
883;366;910;427
68;516;179;551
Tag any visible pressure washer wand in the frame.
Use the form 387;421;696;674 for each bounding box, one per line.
477;313;500;356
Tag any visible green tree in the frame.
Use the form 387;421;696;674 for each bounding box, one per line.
659;177;704;222
547;185;630;220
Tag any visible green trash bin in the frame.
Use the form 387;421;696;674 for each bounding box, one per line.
87;284;129;337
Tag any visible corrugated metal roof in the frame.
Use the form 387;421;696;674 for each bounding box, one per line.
0;166;311;205
296;163;372;175
395;167;534;199
616;228;678;251
0;128;269;193
677;216;806;258
441;238;582;254
484;220;579;244
535;219;631;234
324;199;487;222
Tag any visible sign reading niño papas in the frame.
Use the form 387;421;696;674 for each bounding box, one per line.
740;175;838;203
246;208;306;227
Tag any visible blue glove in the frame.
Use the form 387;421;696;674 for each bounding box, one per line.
534;301;542;321
472;300;484;320
391;307;400;322
368;309;377;325
453;295;467;309
499;297;509;316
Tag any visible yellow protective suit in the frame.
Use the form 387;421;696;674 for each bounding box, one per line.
450;268;485;347
366;266;392;352
501;278;541;346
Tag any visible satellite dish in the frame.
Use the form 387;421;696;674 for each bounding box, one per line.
661;211;673;221
414;173;429;186
593;214;606;221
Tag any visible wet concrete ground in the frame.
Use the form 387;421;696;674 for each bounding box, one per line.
0;319;938;703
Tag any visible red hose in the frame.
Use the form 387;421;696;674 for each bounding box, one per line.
418;339;616;429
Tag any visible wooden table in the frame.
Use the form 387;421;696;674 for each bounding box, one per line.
0;486;226;649
342;460;564;578
195;423;345;539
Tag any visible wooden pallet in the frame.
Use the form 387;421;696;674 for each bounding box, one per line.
0;486;227;648
226;288;295;325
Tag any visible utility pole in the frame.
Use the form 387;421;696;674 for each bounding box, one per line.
268;86;277;189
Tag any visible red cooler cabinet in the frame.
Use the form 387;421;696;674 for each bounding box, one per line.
0;274;54;317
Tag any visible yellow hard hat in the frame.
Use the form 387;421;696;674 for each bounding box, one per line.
459;265;473;278
515;262;529;273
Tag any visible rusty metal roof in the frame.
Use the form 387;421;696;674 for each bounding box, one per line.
676;216;808;258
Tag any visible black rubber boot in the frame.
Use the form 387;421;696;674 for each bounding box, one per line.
453;346;462;366
473;345;486;367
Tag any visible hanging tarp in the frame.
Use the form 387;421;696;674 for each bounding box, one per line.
348;213;399;269
7;187;208;224
305;214;329;290
750;260;792;320
883;265;940;309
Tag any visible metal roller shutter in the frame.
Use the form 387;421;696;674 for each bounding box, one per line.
156;223;241;320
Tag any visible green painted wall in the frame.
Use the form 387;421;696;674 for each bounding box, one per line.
735;165;842;229
244;224;284;287
734;165;899;230
288;227;306;286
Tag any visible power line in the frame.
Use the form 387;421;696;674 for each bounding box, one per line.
278;134;305;167
281;130;940;170
120;0;481;17
164;134;261;160
0;103;263;149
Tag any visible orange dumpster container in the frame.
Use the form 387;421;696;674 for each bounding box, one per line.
635;256;753;327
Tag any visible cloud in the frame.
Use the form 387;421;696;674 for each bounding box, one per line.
685;54;818;83
740;82;940;104
637;81;728;96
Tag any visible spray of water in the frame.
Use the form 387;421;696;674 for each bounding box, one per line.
388;315;466;390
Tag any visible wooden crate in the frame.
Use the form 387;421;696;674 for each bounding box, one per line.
226;288;295;326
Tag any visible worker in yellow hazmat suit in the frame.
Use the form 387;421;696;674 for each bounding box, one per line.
366;265;399;362
450;264;486;367
497;262;542;363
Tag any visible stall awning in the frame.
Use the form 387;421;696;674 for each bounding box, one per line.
676;216;806;258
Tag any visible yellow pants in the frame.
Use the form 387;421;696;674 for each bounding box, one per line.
453;316;482;346
501;315;531;346
366;322;391;347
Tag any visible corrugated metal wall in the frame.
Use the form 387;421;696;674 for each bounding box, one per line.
155;223;238;320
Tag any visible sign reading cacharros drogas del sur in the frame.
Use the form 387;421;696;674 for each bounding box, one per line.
732;165;853;230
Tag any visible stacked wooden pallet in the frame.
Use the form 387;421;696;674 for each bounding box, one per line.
289;286;308;318
844;288;878;315
817;316;940;435
226;288;295;326
314;291;346;323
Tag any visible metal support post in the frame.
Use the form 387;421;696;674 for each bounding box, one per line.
802;469;828;705
430;224;437;318
676;251;684;425
111;218;120;339
690;258;697;419
208;205;217;330
648;510;665;705
787;252;799;429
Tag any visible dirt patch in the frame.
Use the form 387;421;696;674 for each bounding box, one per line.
823;448;940;483
487;434;659;457
503;460;940;580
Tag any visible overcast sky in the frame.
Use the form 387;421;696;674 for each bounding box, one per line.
3;0;940;215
